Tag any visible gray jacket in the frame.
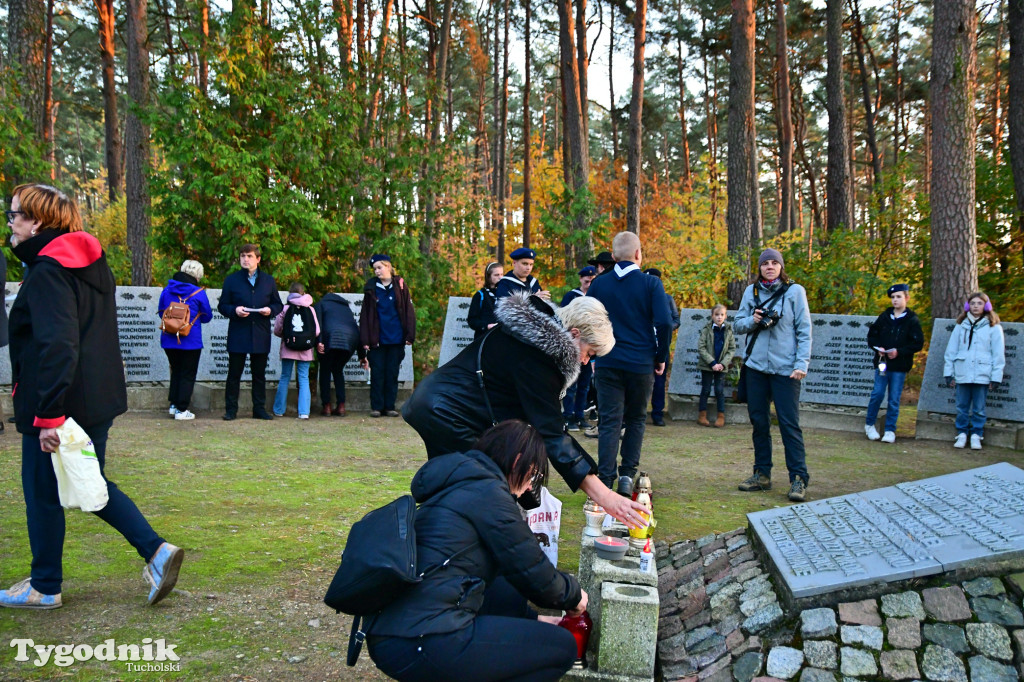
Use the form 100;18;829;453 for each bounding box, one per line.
733;281;812;375
943;316;1005;384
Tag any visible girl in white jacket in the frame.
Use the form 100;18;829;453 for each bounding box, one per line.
943;292;1005;450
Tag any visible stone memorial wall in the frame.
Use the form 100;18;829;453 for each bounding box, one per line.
438;296;474;367
667;310;878;408
748;463;1024;599
0;285;413;384
917;318;1023;423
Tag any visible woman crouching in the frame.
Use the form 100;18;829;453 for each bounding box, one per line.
366;420;585;681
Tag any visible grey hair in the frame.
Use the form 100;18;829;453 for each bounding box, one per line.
180;259;204;280
557;296;615;357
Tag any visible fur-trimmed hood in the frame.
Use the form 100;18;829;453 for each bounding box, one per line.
495;292;580;396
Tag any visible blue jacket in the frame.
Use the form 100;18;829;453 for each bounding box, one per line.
560;288;585;307
217;269;283;354
943;316;1005;384
495;273;541;299
586;262;673;373
158;273;213;350
733;281;812;375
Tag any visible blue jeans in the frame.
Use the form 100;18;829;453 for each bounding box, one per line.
955;383;988;437
274;359;311;416
745;367;808;484
698;370;726;413
22;420;165;595
865;369;906;433
595;367;655;487
562;361;592;421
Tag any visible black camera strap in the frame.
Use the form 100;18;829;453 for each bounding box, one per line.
745;283;791;357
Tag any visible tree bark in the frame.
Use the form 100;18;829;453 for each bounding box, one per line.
43;0;55;178
726;0;761;306
126;0;153;286
7;0;47;143
930;0;978;318
199;0;210;95
676;0;691;191
992;0;1006;165
576;0;589;141
775;0;793;232
626;0;647;235
333;0;353;78
1010;0;1024;244
421;0;454;257
498;0;509;251
523;0;532;248
95;0;122;200
557;0;593;264
825;0;851;233
850;0;882;195
609;4;617;161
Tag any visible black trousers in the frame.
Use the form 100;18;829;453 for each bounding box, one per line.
165;348;202;411
225;352;269;415
319;348;354;406
369;344;404;412
367;578;575;682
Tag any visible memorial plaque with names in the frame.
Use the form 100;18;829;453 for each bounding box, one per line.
0;284;413;385
667;311;878;408
917;318;1022;423
748;463;1024;598
438;296;474;367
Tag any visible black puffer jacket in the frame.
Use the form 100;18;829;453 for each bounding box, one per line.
314;293;362;356
9;230;128;433
368;449;582;637
402;292;597;491
866;308;925;373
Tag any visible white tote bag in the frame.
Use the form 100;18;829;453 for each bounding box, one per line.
527;487;562;567
50;417;109;512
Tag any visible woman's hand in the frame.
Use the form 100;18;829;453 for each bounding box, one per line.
579;475;649;530
39;428;60;453
712;363;724;372
567;589;589;617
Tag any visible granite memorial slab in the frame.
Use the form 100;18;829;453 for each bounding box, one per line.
668;311;877;408
917;319;1023;423
438;296;474;367
748;463;1024;599
0;285;413;385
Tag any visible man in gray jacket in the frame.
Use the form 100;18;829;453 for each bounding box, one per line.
731;249;812;502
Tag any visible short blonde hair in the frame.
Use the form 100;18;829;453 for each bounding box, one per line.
557;296;615;356
611;231;641;261
12;184;83;233
180;260;204;280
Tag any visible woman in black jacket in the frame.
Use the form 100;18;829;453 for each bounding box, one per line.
466;261;503;337
1;184;182;610
402;292;650;528
864;283;925;443
367;420;584;682
314;293;363;416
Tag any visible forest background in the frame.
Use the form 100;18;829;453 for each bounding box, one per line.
1;0;1021;374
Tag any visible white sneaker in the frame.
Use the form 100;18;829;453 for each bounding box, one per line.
174;409;195;421
881;431;896;443
169;405;178;416
865;425;880;441
297;414;309;420
970;434;982;450
954;433;967;449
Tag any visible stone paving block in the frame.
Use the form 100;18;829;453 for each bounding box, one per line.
838;599;881;626
750;677;786;682
710;582;744;609
1011;628;1024;662
658;630;689;664
922;586;972;621
680;587;709;621
708;577;737;598
715;613;743;638
701;538;727;556
732;651;763;682
803;640;837;670
766;647;804;680
663;660;699;679
801;608;838;638
734;636;762;655
921;645;967;682
879;649;919;681
922;623;970;654
686;626;718;650
722;528;746;540
734;566;763;584
741;594;778;618
971;597;1024;627
839;647;877;677
696;533;717;548
660;615;685;640
743;603;783;635
798;668;837;682
880;591;926;620
725;629;745;652
698;653;733;681
885;617;921;649
840;624;883;650
726;535;749;552
686;610;712;631
730;549;756;566
963;576;1006;597
966;655;1017;682
966;622;1013;661
1005;572;1024;598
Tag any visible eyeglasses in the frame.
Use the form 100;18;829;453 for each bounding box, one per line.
5;210;25;222
530;468;544;490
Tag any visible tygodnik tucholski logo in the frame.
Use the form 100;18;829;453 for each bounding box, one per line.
10;637;181;671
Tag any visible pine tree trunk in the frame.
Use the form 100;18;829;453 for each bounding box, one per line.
1010;0;1024;243
126;0;153;285
333;0;352;77
43;0;55;178
626;0;647;235
609;4;617;162
825;0;851;233
498;0;509;251
421;0;454;257
557;0;593;265
930;0;978;318
95;0;122;200
523;0;532;248
7;0;47;144
576;0;589;141
775;0;793;233
726;0;761;307
676;0;691;191
850;0;882;196
199;0;210;95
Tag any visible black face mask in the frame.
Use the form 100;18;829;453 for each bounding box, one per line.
515;488;541;510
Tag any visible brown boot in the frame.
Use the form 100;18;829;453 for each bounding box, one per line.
321;403;332;416
697;410;710;427
715;412;726;427
332;403;346;417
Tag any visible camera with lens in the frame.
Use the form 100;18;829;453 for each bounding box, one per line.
757;309;781;329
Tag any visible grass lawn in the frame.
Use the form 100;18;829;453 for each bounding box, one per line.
1;409;1021;680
